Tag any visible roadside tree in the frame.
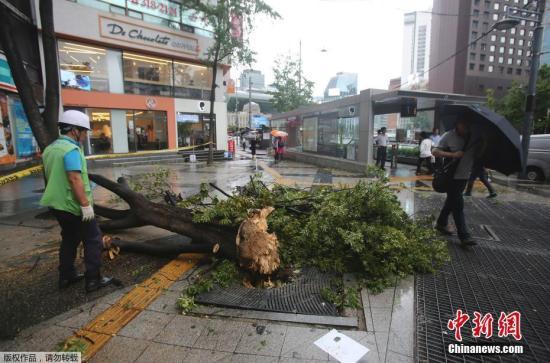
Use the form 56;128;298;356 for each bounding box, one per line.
486;64;550;134
270;55;314;113
180;0;280;164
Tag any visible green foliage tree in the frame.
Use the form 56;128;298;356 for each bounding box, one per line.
486;64;550;134
181;0;280;163
270;55;315;113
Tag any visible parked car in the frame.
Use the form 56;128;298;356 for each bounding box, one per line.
526;134;550;181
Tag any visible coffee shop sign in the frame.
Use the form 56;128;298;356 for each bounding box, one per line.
100;17;198;55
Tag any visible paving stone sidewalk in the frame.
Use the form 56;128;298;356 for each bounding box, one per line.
0;263;415;363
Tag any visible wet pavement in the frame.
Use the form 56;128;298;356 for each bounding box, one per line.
1;150;550;362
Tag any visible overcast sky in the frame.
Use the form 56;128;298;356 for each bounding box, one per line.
236;0;433;97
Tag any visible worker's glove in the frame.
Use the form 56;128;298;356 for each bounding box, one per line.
81;205;95;222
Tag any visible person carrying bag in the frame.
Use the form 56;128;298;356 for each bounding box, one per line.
432;119;476;247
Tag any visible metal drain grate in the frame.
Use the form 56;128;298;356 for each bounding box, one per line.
416;196;550;362
195;267;340;316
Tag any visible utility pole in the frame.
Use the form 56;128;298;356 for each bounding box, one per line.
519;0;546;178
298;40;302;92
248;71;252;129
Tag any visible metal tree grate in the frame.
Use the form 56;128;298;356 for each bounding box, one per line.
195;267;340;316
416;197;550;362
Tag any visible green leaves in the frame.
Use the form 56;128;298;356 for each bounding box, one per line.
180;174;448;293
486;64;550;134
270;55;315;113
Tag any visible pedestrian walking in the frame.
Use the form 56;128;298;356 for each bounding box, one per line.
431;128;442;147
375;127;388;169
272;136;279;163
432;119;476;247
464;163;497;198
276;136;285;162
40;110;114;292
416;131;434;175
250;137;257;159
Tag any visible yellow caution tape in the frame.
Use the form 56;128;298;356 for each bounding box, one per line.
0;165;44;186
0;142;216;187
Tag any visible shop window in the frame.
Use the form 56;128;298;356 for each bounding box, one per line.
176;113;210;147
58;40;109;92
87;108;113;154
109;5;125;15
7;96;39;158
173;61;213;100
302;117;318;152
126;110;168;152
0;94;15;166
123;52;173;96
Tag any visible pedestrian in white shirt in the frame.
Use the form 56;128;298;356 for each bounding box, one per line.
375;127;389;168
431;128;442;147
416;131;434;175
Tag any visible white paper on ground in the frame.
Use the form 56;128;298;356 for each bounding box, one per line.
314;329;370;363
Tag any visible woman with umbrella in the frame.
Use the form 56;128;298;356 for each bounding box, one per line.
271;130;288;163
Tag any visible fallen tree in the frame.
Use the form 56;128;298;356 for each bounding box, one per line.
91;171;449;292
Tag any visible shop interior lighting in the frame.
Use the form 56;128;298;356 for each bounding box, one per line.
63;42;107;53
123;56;168;66
69;55;82;63
124;52;170;64
174;60;207;69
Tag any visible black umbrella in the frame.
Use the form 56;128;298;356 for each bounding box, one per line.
440;104;523;175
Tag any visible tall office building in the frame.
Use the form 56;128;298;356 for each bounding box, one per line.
429;0;537;97
239;69;265;91
323;72;358;101
402;11;432;90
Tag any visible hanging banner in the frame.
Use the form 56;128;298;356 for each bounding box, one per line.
0;94;15;166
9;97;38;158
0;54;17;93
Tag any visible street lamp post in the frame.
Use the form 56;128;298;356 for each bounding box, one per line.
496;2;547;178
248;73;252;129
520;0;546;179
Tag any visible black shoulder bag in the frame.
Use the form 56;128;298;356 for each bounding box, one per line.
432;136;470;193
432;157;459;193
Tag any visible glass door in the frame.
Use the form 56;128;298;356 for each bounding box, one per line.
126;111;137;152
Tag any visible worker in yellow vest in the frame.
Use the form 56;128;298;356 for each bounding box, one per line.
40;110;113;292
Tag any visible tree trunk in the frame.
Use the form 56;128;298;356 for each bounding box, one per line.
89;174;281;275
207;43;220;165
0;3;57;150
90;174;237;260
39;0;60;139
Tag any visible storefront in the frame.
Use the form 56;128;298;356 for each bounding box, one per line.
0;54;40;170
49;0;228;155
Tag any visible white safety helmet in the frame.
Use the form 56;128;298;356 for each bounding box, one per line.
59;110;91;130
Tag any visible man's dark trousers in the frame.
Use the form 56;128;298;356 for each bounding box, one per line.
466;166;495;194
437;179;470;240
377;146;387;168
51;209;102;279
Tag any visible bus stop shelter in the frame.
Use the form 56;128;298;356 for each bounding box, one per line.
270;88;486;171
